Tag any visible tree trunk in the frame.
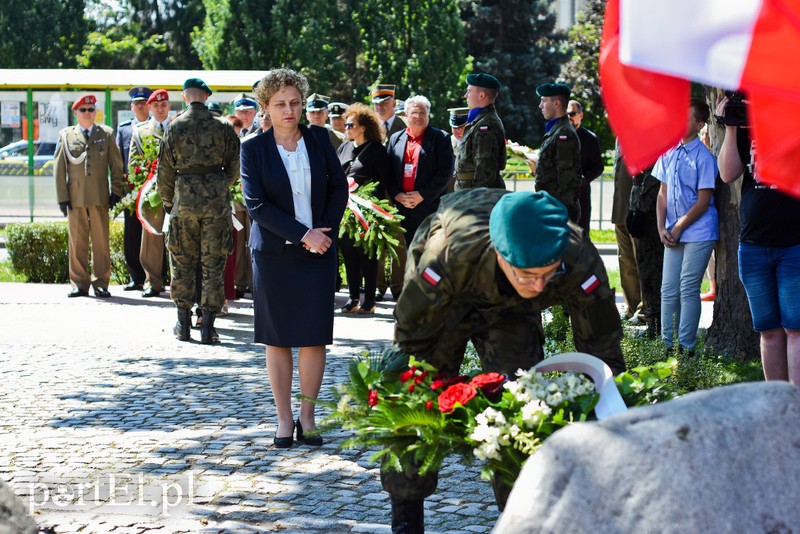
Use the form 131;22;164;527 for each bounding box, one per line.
704;87;760;361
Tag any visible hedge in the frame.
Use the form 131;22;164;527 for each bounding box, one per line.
7;220;128;284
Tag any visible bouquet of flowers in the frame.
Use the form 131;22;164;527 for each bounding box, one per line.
505;140;539;175
112;135;161;218
339;181;405;261
230;179;245;207
321;350;677;491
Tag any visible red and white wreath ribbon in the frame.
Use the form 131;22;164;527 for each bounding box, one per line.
347;180;394;232
136;174;161;236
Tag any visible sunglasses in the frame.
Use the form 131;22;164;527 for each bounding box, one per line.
567;111;580;117
78;108;96;113
344;122;355;129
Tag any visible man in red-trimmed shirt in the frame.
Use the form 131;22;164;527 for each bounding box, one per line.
386;95;455;243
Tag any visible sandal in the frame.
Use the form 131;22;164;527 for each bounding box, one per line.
340;299;360;313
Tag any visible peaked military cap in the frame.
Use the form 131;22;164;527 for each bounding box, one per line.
489;191;570;268
183;77;212;95
72;94;97;111
147;89;169;104
206;101;223;116
371;84;396;103
536;83;571;97
233;93;257;110
328;102;349;117
448;107;469;127
306;93;330;111
128;86;153;102
466;73;500;91
394;99;405;116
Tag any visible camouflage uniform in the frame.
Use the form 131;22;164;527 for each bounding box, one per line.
535;115;582;222
157;102;240;313
454;105;506;190
629;167;663;335
384;188;625;502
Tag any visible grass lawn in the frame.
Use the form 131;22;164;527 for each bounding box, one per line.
0;260;26;282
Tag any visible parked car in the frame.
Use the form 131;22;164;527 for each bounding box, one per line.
0;140;56;175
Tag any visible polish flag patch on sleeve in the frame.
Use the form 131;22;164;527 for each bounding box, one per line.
479;126;489;132
422;267;442;286
558;135;568;140
581;274;600;294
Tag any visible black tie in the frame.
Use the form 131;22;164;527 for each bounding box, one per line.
384;121;389;132
159;122;164;133
241;127;248;137
82;128;89;140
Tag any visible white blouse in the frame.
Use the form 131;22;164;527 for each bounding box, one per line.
276;138;313;241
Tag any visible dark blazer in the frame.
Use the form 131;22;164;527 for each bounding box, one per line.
240;124;348;253
387;125;455;240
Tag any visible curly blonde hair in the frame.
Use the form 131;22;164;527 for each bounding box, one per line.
254;69;309;109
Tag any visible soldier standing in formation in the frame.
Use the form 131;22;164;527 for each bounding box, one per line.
129;89;172;298
54;94;125;298
454;73;507;191
386;188;625;532
157;78;241;344
116;86;152;291
534;83;583;222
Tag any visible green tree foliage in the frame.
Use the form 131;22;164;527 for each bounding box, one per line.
558;0;613;151
460;0;569;146
0;0;88;68
78;0;203;69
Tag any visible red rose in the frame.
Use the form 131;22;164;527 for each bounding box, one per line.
134;165;142;175
469;372;507;397
408;384;415;393
400;367;415;383
368;389;379;406
426;400;433;410
430;379;445;390
437;383;477;413
414;371;428;384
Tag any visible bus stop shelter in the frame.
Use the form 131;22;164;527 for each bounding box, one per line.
0;69;264;221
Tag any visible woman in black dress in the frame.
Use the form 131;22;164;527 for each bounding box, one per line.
240;69;348;447
336;103;393;314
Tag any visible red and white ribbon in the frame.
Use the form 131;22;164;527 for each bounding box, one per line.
136;174;162;236
346;180;394;233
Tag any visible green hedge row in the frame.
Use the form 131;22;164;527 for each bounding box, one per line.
7;220;129;284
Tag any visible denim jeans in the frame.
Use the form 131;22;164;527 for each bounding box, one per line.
739;242;800;332
661;240;715;349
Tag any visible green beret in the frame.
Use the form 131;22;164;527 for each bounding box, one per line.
536;83;571;98
489;191;570;268
183;77;212;95
466;73;500;91
206;101;223;115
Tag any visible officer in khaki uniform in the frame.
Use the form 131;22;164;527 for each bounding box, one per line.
385;188;625;532
157;78;240;344
130;89;172;297
535;83;583;223
455;73;507;190
54;94;125;298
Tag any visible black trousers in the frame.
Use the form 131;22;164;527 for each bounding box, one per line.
123;209;145;284
578;182;592;236
339;235;378;304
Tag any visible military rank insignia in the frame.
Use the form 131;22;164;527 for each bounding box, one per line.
581;274;599;294
422;267;441;286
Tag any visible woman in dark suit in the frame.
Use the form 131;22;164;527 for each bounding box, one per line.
386;95;455;244
240;69;348;448
336;103;393;315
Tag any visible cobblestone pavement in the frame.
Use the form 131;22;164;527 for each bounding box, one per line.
0;283;498;533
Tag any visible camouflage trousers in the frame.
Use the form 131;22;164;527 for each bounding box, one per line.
633;216;664;323
383;306;544;502
166;212;233;313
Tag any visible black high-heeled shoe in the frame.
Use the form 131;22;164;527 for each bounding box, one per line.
274;424;294;448
295;419;323;446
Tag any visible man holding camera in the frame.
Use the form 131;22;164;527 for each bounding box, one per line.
717;92;800;385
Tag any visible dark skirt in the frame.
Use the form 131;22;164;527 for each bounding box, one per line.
252;244;337;347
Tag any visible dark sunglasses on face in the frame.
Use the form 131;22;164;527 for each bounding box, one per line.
344;122;355;129
78;108;95;113
567;111;579;117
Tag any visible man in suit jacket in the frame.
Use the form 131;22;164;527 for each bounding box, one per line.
372;83;407;300
116;86;152;291
130;89;172;297
387;95;455;243
54;93;125;298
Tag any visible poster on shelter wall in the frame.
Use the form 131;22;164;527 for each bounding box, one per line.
38;101;68;142
1;101;21;128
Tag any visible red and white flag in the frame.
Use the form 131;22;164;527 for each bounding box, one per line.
601;0;800;196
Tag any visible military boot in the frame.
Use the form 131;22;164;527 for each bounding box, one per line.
174;307;191;341
200;311;219;345
390;496;424;534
